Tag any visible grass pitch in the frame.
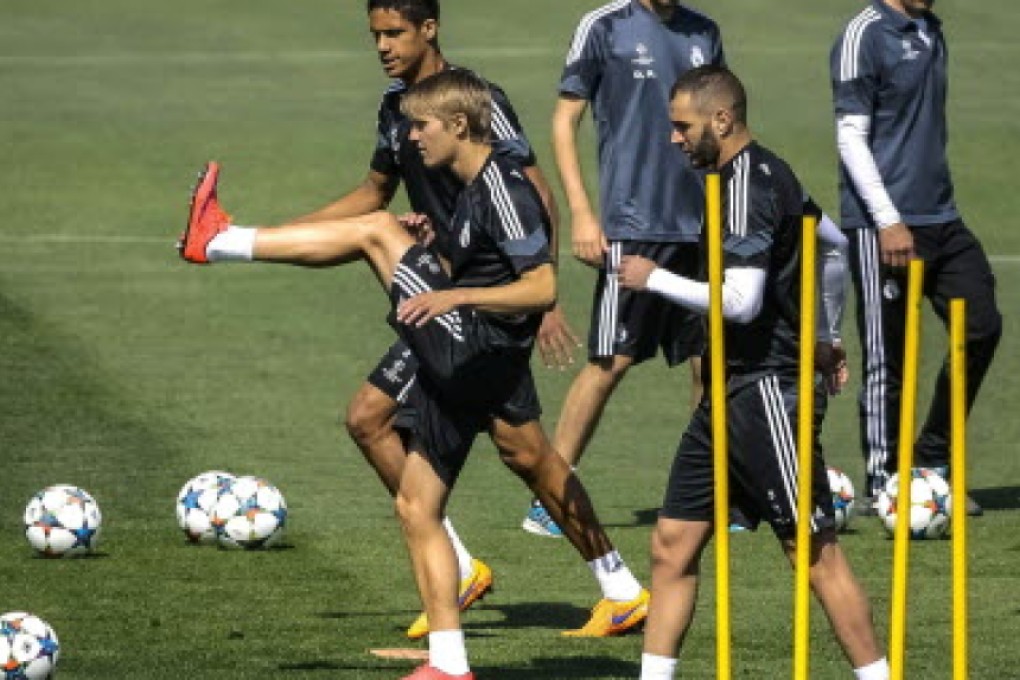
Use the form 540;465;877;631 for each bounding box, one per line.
1;1;1018;677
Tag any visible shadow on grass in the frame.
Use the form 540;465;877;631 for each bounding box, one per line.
278;655;638;678
469;601;593;632
969;486;1020;511
599;507;660;529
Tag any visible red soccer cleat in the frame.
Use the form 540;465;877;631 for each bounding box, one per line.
401;664;475;680
179;161;231;263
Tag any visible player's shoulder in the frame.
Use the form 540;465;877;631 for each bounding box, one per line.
575;0;632;30
835;3;885;43
480;155;531;198
745;144;803;209
378;79;407;107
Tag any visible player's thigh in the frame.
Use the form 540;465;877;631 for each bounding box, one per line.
728;375;835;542
926;220;1002;338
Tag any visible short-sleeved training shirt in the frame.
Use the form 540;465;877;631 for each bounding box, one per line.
559;0;724;242
371;65;536;249
830;1;957;229
446;153;553;351
706;142;804;376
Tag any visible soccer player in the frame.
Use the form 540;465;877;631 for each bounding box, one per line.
524;0;725;537
220;0;580;638
617;66;888;680
831;0;1001;513
180;69;648;679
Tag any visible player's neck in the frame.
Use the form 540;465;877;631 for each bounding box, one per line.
715;130;753;170
403;50;447;86
449;141;492;184
638;0;677;22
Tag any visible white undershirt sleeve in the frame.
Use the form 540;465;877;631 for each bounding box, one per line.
836;114;901;229
645;267;766;324
814;213;848;344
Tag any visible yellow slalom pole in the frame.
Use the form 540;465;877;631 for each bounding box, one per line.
706;173;731;680
950;299;968;680
890;259;924;680
793;214;817;680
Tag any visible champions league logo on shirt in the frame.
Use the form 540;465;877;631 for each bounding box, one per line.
631;43;656;80
883;279;902;301
416;252;441;275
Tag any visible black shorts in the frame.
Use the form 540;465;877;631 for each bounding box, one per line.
660;372;835;540
366;340;420;404
398;361;541;487
589;241;704;366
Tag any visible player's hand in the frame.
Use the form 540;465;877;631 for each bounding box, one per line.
537;303;581;370
571;210;608;268
878;223;915;268
815;341;849;395
396;290;464;327
618;255;658;291
399;212;435;247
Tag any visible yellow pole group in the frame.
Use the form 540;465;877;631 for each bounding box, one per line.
706;173;731;680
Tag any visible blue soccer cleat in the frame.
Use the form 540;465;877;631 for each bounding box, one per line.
521;499;564;538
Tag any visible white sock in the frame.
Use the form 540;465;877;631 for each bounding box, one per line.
206;225;256;262
640;653;677;680
428;630;470;675
854;657;889;680
443;517;474;580
588;550;642;601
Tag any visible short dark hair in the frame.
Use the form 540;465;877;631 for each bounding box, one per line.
670;65;748;125
366;0;439;26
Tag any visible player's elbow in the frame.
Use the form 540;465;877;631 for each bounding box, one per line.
722;292;762;324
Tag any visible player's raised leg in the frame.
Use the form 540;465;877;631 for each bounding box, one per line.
179;161;416;287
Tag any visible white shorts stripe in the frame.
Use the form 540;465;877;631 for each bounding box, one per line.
596;243;623;356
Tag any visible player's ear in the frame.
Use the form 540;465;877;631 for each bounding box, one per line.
449;112;469;139
713;107;734;138
420;18;438;43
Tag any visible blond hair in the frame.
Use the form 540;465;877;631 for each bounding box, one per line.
401;70;491;143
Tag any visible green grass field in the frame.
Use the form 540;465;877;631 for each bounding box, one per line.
2;1;1018;677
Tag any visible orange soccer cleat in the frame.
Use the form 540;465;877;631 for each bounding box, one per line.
562;588;650;637
179;161;230;263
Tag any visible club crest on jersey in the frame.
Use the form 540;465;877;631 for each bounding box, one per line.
416;252;441;275
883;279;902;301
631;42;656;80
901;39;920;61
691;45;706;67
459;220;471;248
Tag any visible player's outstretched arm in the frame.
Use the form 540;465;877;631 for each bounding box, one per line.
279;170;400;226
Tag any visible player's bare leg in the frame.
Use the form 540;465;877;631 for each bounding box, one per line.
642;518;713;661
345;383;406;495
781;533;884;670
491;419;612;559
553;355;633;466
395;450;470;676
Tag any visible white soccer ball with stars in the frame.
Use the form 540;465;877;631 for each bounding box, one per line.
876;468;952;539
211;475;287;550
0;611;60;679
24;484;102;557
827;466;856;532
176;470;236;544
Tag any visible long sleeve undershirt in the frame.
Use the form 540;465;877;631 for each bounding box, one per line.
837;114;901;229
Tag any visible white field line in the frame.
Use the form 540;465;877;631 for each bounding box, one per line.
0;42;1016;67
2;234;1020;265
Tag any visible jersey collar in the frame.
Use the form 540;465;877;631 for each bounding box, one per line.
718;140;756;179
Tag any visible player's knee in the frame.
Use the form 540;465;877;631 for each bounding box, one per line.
650;522;698;576
393;490;426;532
498;446;543;481
344;399;386;447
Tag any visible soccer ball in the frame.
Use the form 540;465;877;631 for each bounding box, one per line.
876;468;952;539
24;485;102;557
211;476;287;550
827;466;856;532
176;470;236;544
0;612;60;679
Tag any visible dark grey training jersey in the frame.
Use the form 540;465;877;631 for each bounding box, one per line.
447;153;553;351
830;0;958;229
371;65;536;250
559;0;724;243
704;142;804;377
